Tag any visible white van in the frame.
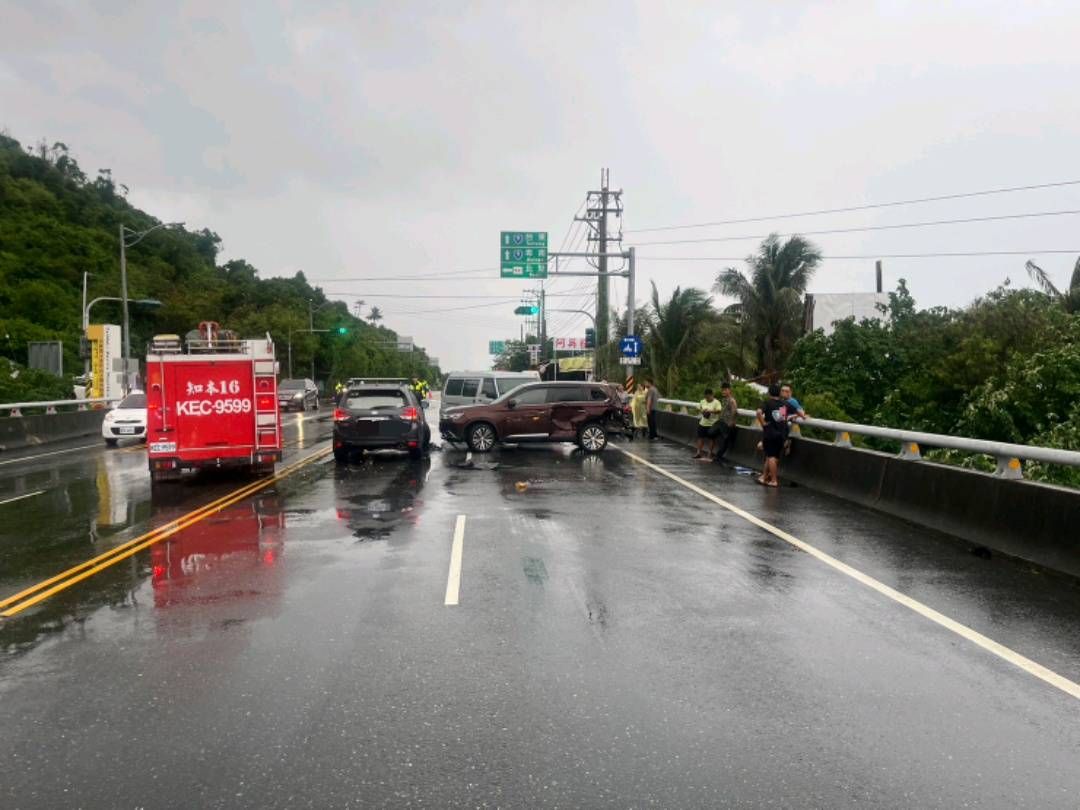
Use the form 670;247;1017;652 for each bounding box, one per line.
441;370;540;413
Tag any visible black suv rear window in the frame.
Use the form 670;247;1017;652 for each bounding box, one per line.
344;390;407;410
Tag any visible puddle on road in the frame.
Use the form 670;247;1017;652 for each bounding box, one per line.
523;557;549;585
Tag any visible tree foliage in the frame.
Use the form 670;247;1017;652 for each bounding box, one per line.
714;234;822;377
0;134;440;393
786;279;1080;486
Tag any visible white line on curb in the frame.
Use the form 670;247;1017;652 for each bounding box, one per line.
0;443;101;467
0;490;45;506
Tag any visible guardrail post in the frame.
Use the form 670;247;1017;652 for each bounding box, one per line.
900;441;921;460
995;456;1023;480
834;430;853;448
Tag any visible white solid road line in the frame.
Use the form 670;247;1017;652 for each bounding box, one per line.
0;443;102;467
616;447;1080;703
0;490;45;506
444;514;467;606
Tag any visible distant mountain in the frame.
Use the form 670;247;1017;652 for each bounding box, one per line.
0;134;439;390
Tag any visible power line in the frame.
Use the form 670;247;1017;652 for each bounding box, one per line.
638;249;1080;262
631;209;1080;247
628;179;1080;234
309;266;494;282
321;292;586;300
378;299;525;316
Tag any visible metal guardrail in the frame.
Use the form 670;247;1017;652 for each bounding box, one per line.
0;398;120;418
657;398;1080;480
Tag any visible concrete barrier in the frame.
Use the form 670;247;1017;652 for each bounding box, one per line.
0;410;106;454
655;409;1080;579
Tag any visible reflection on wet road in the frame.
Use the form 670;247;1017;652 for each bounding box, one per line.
2;428;1080;808
0;412;331;653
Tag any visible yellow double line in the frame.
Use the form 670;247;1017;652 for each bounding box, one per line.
0;447;331;619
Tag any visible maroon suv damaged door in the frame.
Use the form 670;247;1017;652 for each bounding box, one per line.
547;385;594;439
502;387;551;438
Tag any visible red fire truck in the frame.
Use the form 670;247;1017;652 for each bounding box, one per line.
145;322;282;484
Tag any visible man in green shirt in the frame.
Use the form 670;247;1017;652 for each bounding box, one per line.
693;388;721;459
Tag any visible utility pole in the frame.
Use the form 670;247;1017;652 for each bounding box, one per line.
539;285;547;358
119;223;130;392
575;169;623;376
596;169;608;348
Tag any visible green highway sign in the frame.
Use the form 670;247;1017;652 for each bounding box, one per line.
488;340;506;355
500;231;548;278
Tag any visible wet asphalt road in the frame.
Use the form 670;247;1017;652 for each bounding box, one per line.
2;416;1080;808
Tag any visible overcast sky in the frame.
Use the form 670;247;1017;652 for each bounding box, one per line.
3;1;1080;370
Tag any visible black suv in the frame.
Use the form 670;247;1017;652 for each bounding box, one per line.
333;382;431;462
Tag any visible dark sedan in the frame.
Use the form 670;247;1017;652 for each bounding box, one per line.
278;378;320;411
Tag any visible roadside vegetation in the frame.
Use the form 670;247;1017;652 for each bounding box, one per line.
0;134;439;401
587;233;1080;486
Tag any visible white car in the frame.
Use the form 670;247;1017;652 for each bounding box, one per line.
103;391;147;446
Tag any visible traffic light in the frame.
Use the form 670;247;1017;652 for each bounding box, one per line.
336;326;348;334
514;305;540;316
584;328;596;349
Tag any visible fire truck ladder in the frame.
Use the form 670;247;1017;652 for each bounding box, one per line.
253;345;280;459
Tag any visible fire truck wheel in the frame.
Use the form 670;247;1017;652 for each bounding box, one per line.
252;464;275;477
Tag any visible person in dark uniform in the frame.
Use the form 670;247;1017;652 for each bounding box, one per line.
756;383;788;488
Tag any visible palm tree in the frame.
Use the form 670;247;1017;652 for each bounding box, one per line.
1025;258;1080;314
367;306;383;324
646;283;713;395
714;234;822;378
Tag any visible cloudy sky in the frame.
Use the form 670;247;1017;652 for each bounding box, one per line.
3;1;1079;370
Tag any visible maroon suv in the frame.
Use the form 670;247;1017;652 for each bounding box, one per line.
439;381;623;453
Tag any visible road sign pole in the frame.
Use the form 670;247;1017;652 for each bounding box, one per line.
626;246;635;383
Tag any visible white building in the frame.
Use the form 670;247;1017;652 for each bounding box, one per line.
804;292;890;336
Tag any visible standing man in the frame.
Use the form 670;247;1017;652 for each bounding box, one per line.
713;382;738;462
645;379;660;440
780;383;807;456
694;388;721;459
756;384;788;487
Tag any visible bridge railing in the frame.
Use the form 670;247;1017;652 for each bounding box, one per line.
656;398;1080;480
0;398;120;418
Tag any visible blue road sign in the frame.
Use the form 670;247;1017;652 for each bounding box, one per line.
620;335;643;357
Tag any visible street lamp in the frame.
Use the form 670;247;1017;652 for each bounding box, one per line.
83;297;162;330
120;222;182;391
82;297;162;383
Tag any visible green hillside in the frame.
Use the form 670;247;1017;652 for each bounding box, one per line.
0;134;439;397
